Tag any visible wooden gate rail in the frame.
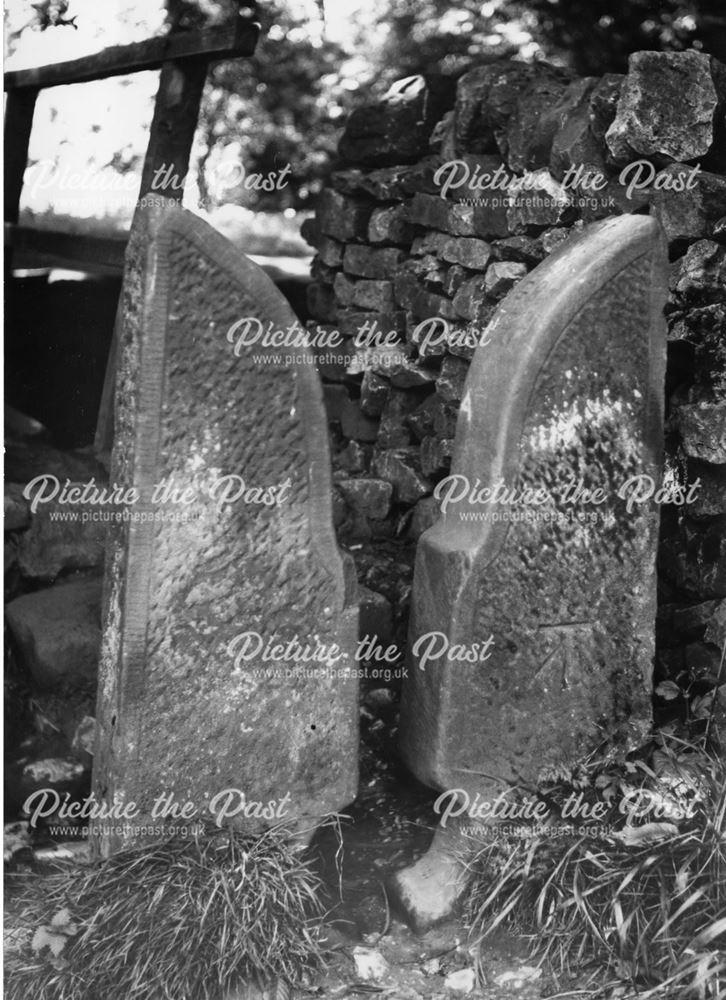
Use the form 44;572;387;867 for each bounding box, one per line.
4;17;260;268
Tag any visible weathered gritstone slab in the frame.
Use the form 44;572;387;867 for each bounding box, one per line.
400;215;668;797
93;207;358;855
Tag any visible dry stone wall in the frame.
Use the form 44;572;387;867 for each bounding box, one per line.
4;51;725;829
303;51;726;699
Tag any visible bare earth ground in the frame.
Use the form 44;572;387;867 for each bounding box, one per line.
304;694;573;1000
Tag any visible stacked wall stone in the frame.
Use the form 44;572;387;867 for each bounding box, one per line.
303;52;726;703
4;436;105;817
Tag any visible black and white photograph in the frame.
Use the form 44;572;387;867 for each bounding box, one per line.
3;1;726;997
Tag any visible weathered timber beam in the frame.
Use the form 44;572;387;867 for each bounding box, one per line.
4;20;259;92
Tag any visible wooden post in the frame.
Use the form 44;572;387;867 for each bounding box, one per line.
4;89;38;224
94;56;209;461
4;88;38;290
2;17;259;457
93;18;259;460
137;59;208;201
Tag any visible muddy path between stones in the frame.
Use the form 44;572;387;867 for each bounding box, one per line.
306;692;581;1000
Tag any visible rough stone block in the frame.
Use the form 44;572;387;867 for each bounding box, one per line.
661;521;726;599
394;269;458;321
506;65;574;172
333;158;441;201
318;237;344;268
311;257;338;286
93;207;358;853
314;344;349;383
339;75;456;167
406;193;477;236
670;240;726;302
378;387;432;448
433;397;460;439
5;484;30;531
378;402;413;449
360;371;391;417
336;310;405;342
409;496;442;540
334;442;367;476
343;245;405;280
506;170;572;232
440;266;469;300
307;281;339;322
411;232;451;257
368;205;414;245
348;344;436;389
705;600;726;647
406;391;462;443
387;820;469;934
7;577;102;689
484;261;528;298
452;275;489;321
359;586;395;645
323;383;348;422
668;303;726;395
407;254;448;289
333;271;357;306
372;448;432;504
341;397;380;442
318;189;373;242
606;51;722;163
681;459;726;518
589;73;624;142
672;600;724;641
5;539;18;580
406;394;440;441
435;355;470;403
429;108;456;157
337;478;393;521
352;279;397;312
440;237;491;270
348;344;411;378
491;235;546;266
673;401;726;463
420;436;454;477
651;168;726;243
17;492;107;582
454;60;535;154
5;441;105;487
684;642;723;682
550;79;605;179
471;199;512;239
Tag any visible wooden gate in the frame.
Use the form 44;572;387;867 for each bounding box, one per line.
4;14;260;272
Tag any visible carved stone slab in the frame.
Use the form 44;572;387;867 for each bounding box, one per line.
400;215;668;797
93;206;358;854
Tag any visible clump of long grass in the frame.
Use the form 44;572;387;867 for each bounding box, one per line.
464;739;726;998
5;824;326;1000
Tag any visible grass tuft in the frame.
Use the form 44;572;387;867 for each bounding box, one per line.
5;824;326;1000
464;741;726;998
